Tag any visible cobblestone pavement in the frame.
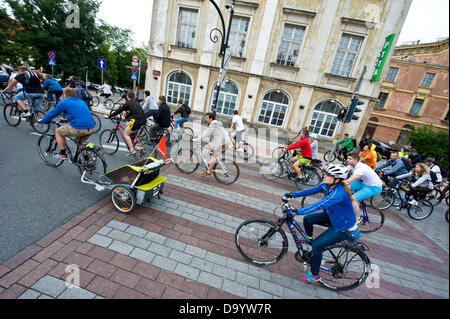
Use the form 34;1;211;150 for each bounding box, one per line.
0;149;448;300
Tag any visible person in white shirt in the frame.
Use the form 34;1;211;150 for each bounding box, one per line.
424;158;442;184
231;110;245;151
98;81;112;100
344;152;383;221
395;163;433;206
141;90;159;119
310;133;319;160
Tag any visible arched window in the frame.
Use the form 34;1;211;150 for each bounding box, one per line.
309;100;341;138
257;91;290;127
397;124;413;145
210;81;239;116
166;71;192;105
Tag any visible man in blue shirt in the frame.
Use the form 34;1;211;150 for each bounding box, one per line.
375;151;408;189
39;88;95;160
42;75;63;102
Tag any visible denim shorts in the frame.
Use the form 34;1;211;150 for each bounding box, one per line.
350;179;382;201
15;91;44;109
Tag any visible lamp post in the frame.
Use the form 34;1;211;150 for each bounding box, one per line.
209;0;235;114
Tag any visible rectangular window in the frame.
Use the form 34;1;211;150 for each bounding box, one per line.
228;16;249;58
385;67;399;82
330;34;363;77
420;72;435;88
276;24;305;67
409;98;424;115
176;8;198;49
375;92;389;109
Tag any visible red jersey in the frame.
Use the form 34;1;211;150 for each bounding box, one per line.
285;137;312;159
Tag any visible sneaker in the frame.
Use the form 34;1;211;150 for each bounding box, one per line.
396;205;402;211
296;175;304;181
20;111;31;118
201;171;212;177
301;271;321;284
408;199;419;206
127;150;137;156
356;217;363;225
53;152;68;160
298;235;313;244
236;147;245;152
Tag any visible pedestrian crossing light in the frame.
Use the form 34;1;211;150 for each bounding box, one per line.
345;97;364;122
337;107;347;121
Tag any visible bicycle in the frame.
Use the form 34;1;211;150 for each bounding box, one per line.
2;91;50;134
175;139;240;184
234;195;371;291
300;193;384;233
37;118;107;180
228;130;255;160
260;150;321;187
92;90;114;109
99;115;151;159
323;147;349;164
169;115;194;142
39;92;61;111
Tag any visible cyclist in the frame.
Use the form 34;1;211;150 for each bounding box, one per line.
148;95;171;139
193;112;231;177
98;80;112;102
38;88;95;160
395;162;433;207
375;151;409;189
424;158;442;185
359;144;376;169
344;152;382;221
104;91;147;156
289;125;308;143
284;163;359;284
309;133;319;160
114;89;129;105
142;90;159;119
172;99;191;132
1;66;45;117
42;74;63;103
230;110;245;152
285;129;312;182
336;133;353;161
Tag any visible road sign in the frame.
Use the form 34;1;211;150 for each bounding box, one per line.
131;67;138;74
131;62;139;67
97;58;106;69
48;58;56;66
131;73;138;81
132;55;139;63
48;51;55;59
370;33;395;82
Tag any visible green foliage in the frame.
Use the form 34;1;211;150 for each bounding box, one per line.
1;0;146;87
407;125;449;169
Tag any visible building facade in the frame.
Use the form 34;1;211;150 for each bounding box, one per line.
145;0;412;141
364;38;449;145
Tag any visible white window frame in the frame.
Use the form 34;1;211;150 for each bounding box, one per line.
166;71;193;106
228;16;250;58
210;81;239;116
256;91;290;128
176;8;198;49
330;34;364;77
308;100;341;138
276;24;306;67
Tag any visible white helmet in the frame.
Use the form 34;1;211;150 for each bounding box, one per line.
324;163;348;180
310;133;317;138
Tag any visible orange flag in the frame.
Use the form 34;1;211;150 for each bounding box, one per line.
156;134;167;160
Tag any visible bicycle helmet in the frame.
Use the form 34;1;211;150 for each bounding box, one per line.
323;163;348;180
310;133;318;139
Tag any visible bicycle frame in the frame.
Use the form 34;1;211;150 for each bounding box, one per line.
193;142;228;174
109;120;147;153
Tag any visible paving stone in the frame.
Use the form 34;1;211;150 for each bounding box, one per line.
129;248;156;264
106;220;129;231
18;289;41;299
127;236;151;250
197;271;223;290
87;234;112;248
31;275;67;298
58;286;97;299
152;255;177;272
169;250;193;264
174;263;200;281
108;241;134;256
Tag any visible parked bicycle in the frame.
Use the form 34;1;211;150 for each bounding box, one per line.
234;195;371;291
2;91;50;134
37;118;107;180
260;150;321;187
175;139;240;184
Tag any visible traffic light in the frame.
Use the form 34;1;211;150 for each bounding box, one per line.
337;107;347;121
345;97;364;122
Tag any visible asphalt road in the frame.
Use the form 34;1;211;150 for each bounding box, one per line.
0;98;155;263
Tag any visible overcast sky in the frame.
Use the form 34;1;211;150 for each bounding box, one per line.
97;0;449;47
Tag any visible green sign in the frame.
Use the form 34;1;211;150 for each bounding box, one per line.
370;33;395;82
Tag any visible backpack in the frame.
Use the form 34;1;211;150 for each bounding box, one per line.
23;70;41;86
80;88;92;101
184;104;191;114
433;163;448;179
429;170;438;185
401;157;413;171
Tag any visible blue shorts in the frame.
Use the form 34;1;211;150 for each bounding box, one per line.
350;180;382;201
15;91;44;109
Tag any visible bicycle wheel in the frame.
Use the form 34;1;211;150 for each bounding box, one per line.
77;147;107;181
425;188;443;206
3;103;21;126
370;190;395;210
37;134;64;167
92;96;100;107
213;156;240;184
323;150;336;163
320;243;371;291
111;186;136;213
358;205;384;233
31;111;50;134
39;97;51;111
236;142;255;160
259;158;283;180
105;99;115;110
301;192;325;208
181;127;194;140
296;167;321;187
407;200;433;220
234;218;288;266
175;147;199;174
90;112;102;133
99;129;119;155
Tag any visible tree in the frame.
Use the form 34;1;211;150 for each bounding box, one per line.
407;125;449;169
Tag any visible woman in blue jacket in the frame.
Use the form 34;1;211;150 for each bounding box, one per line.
285;163;359;284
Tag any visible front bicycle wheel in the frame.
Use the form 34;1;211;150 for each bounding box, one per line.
175;146;199;174
111;186;136;213
213;156;240;184
78;147;107;181
296;167;321;186
90;112;102;133
31;111;50;134
236;142;255;160
259;158;283;180
425;188;443;206
359;205;384;233
370;190;395;210
37;134;64;167
3;103;21;126
235;218;288;266
92;96;100;107
320;243;371;291
99;129;119;155
39;97;51;111
323;150;336;163
105;99;115;110
407;200;433;220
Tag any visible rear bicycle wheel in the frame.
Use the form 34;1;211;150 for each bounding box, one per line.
3;103;21;126
90;112;102;133
175;146;199;174
236;142;255;160
370;190;395;210
407;200;433;220
425;188;443;206
37;134;64;167
39;97;51;111
105;98;115;110
92;96;100;106
323;150;336;163
320;243;371;291
213;156;239;184
111;186;136;213
78;147;107;181
234;218;288;266
259;158;283;180
31;111;50;134
181;127;194;140
99;129;119;155
358;205;384;233
297;167;321;186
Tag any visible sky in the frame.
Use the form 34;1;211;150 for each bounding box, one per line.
97;0;449;47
